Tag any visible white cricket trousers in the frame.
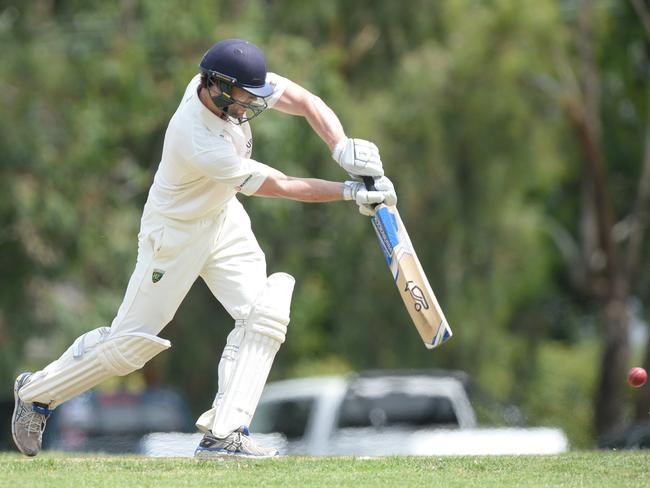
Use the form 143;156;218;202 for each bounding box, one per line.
19;197;271;417
112;197;267;337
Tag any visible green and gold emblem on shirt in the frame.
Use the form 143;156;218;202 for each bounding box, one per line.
152;269;165;283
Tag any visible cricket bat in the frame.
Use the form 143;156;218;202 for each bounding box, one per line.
363;177;452;349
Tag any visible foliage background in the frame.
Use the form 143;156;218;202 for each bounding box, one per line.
1;0;648;448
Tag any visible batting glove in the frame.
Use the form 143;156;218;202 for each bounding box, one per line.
343;176;397;215
332;138;384;178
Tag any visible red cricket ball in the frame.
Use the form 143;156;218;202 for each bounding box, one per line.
628;367;647;388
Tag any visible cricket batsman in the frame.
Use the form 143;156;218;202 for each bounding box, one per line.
11;39;396;458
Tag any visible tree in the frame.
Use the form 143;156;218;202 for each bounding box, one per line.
545;0;650;439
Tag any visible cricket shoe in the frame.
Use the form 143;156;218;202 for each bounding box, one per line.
194;426;279;459
11;372;52;457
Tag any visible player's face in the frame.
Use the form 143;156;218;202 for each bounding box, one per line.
227;86;256;117
205;82;268;123
224;86;268;122
231;86;256;105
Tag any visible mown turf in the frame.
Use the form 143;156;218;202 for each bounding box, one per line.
1;451;648;487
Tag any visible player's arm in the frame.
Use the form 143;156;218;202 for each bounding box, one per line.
253;167;396;209
272;81;344;151
254;167;344;202
271;80;384;178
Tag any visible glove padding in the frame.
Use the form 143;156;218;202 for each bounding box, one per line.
343;176;397;216
332;138;384;178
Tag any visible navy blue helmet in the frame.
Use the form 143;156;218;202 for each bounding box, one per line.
199;39;273;123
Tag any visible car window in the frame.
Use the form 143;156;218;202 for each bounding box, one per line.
337;393;458;428
251;397;314;440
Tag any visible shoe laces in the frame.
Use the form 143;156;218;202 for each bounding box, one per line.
18;404;49;435
230;430;246;449
234;426;253;446
234;428;273;455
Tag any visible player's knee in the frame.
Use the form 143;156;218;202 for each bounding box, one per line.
246;272;295;344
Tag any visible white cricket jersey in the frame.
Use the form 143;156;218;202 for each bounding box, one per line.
144;72;289;220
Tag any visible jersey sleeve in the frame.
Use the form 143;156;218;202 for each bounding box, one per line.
234;159;273;195
189;148;271;196
265;72;290;109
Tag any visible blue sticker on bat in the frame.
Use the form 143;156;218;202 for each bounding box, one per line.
442;327;452;342
371;207;400;265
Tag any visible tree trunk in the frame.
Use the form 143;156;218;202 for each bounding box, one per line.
595;278;630;437
569;0;632;440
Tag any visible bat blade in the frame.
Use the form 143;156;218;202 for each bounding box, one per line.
370;205;452;349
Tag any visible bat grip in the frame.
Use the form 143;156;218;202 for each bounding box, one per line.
362;176;376;191
361;176;381;211
361;176;380;210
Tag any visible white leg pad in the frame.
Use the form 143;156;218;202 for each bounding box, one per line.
196;323;245;433
18;327;170;408
199;272;295;437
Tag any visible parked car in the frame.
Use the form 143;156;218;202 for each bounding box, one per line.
140;369;569;457
247;369;569;456
43;387;194;453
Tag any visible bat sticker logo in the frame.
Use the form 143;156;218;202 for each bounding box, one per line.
404;280;429;312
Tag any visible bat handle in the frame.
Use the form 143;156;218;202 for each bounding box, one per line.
362;175;376;191
361;176;380;210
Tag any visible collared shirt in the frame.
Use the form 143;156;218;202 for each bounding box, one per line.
145;73;289;220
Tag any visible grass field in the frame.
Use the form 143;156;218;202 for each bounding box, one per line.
1;451;649;487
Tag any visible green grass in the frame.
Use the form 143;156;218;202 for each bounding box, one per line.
1;451;648;487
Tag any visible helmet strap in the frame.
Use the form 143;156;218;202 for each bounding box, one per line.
207;78;235;110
